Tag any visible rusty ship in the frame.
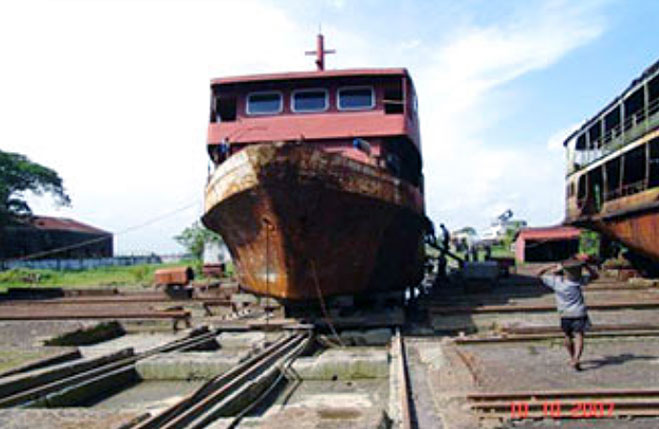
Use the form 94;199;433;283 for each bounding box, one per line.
564;59;659;271
201;35;426;301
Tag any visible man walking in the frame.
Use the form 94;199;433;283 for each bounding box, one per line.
537;258;598;371
440;223;450;251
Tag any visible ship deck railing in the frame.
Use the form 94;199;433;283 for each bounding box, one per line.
568;97;659;174
577;179;649;215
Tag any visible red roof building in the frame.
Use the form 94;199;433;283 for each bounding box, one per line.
0;216;113;260
514;226;581;263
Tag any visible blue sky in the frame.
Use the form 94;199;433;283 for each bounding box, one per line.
1;0;657;254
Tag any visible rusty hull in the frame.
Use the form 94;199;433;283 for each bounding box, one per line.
568;188;659;261
202;142;425;301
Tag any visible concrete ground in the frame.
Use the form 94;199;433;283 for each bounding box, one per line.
2;272;659;429
240;379;390;428
0;409;143;429
422;271;659;429
92;379;204;415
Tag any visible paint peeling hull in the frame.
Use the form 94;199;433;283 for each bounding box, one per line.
202;143;426;301
567;189;659;262
575;209;659;262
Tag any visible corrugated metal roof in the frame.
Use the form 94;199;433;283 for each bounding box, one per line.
212;68;409;86
515;226;581;241
29;216;111;235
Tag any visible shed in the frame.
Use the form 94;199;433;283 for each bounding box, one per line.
0;216;113;260
514;226;581;263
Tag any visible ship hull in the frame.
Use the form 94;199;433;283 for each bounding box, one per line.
575;207;659;262
202;143;425;301
568;188;659;262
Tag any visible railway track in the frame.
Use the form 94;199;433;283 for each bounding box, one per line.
428;298;659;315
0;327;220;408
392;329;414;429
132;331;312;429
468;388;659;419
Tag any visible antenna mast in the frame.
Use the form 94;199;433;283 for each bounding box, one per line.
305;33;335;71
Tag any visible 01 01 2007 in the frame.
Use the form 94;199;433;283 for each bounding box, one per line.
510;401;615;419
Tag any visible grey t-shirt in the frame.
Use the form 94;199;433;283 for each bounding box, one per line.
541;274;587;318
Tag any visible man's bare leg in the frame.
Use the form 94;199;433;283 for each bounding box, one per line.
573;332;584;369
564;334;574;363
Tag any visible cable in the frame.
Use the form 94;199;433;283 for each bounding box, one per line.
310;259;344;347
6;200;200;262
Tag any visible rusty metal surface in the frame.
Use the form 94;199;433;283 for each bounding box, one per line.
154;267;194;286
566;186;659;262
202;142;425;300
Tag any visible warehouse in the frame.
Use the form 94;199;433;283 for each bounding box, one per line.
513;226;581;263
0;216;113;260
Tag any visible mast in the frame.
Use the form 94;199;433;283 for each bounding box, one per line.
305;33;335;71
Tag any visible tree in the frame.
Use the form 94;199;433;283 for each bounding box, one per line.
0;150;70;226
174;221;224;260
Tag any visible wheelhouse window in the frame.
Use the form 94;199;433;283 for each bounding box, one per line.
246;92;283;115
337;87;375;110
292;89;328;112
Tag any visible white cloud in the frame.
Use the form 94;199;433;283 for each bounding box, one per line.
547;122;580;151
0;0;607;253
0;0;316;254
417;1;605;231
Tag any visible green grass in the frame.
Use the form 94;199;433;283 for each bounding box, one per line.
0;259;235;292
0;261;197;292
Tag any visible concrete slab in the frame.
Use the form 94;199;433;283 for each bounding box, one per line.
79;332;188;358
92;380;204;415
216;331;265;349
458;337;659;392
338;328;392;346
0;409;142;429
249;379;389;429
135;350;249;380
292;348;388;380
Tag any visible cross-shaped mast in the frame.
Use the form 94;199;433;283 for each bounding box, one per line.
305;33;335;71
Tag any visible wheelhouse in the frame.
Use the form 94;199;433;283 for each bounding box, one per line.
207;68;423;190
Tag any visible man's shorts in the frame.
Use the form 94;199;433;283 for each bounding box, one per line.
561;315;591;336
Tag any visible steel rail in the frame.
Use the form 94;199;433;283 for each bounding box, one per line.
394;329;413;429
468;387;659;401
502;323;659;335
225;335;310;428
0;329;218;407
469;388;659;419
163;333;306;429
0;311;191;321
428;299;659;315
0;297;231;305
133;332;308;429
455;329;659;344
132;333;296;429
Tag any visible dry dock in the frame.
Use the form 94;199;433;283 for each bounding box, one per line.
1;268;659;428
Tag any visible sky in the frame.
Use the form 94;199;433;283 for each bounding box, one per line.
1;0;657;254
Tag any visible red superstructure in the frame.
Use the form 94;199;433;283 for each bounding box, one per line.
202;36;426;301
207;67;423;195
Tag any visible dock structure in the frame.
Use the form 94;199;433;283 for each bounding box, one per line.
0;261;658;428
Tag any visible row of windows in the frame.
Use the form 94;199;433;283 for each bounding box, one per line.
246;87;375;115
570;137;659;210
